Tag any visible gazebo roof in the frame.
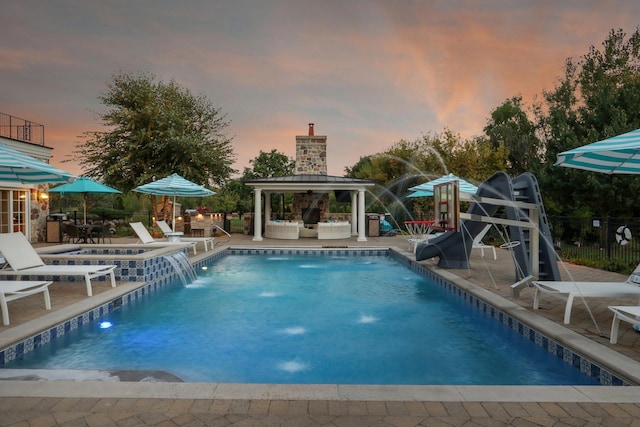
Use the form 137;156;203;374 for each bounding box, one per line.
244;174;375;192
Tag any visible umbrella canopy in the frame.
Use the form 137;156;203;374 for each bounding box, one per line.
49;177;121;223
0;143;75;184
555;128;640;174
407;189;434;198
134;173;215;231
409;173;479;195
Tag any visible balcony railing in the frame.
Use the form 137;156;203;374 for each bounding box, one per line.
0;112;44;145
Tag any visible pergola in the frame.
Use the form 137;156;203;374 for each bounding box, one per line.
245;174;376;241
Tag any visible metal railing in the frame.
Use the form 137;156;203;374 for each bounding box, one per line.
0;112;44;145
549;216;640;269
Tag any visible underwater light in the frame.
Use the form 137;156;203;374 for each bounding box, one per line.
99;321;113;329
201;266;208;270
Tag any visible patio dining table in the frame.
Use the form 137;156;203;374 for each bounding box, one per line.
76;224;98;243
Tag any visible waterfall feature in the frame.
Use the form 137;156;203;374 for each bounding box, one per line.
162;251;197;286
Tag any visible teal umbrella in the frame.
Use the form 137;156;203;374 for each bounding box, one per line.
134;173;215;231
0;143;75;184
556;128;640;174
407;190;434;198
48;177;121;223
409;173;478;195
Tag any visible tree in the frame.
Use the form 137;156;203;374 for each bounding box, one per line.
74;72;236;192
344;130;509;223
240;149;296;216
484;96;540;175
215;150;296;214
536;28;640;216
241;149;295;179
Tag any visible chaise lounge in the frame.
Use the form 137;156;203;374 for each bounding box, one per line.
156;220;214;252
0;280;53;325
129;222;198;255
0;232;116;297
532;271;640;324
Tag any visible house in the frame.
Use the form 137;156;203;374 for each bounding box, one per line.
0;112;60;242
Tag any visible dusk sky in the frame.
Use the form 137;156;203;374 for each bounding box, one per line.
3;1;640;179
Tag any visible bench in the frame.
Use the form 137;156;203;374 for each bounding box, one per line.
317;222;351;240
264;221;301;240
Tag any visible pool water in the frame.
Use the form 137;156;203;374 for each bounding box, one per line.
6;254;598;385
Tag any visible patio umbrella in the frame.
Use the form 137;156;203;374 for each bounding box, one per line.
555;128;640;174
408;173;479;195
134;173;215;231
0;143;75;184
407;189;434;198
48;177;121;224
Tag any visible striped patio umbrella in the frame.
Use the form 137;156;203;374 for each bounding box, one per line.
556;128;640;174
408;173;478;195
0;143;75;184
134;173;215;231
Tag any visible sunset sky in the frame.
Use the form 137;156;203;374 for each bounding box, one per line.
2;1;640;178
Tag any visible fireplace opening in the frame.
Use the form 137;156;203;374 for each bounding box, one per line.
302;207;321;225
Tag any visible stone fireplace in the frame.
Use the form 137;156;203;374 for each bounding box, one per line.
292;123;329;222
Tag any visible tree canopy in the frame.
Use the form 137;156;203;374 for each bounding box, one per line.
74;72;236;192
535;28;640;216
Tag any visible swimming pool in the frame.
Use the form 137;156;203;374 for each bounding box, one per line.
2;252;600;385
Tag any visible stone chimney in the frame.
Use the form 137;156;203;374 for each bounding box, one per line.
295;123;326;175
294;123;328;223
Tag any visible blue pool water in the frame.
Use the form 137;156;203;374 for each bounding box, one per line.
6;254;597;385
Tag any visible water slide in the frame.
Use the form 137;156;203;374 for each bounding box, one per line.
415;171;560;281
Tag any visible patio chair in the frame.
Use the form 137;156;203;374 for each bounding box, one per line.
532;268;640;324
62;223;81;244
472;224;497;260
0;232;116;297
129;222;197;255
0;280;53;325
156;220;213;252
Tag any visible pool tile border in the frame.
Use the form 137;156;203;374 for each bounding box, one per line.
0;246;630;386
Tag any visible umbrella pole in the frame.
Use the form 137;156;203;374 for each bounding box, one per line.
83;193;87;224
172;194;176;232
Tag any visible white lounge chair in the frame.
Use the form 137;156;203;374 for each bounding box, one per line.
0;280;53;325
129;222;197;255
0;232;116;297
532;271;640;324
472;224;497;260
156;220;214;252
608;305;640;344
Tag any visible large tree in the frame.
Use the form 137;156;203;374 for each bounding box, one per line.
484;95;540;176
74;72;236;192
536;28;640;216
241;149;295;180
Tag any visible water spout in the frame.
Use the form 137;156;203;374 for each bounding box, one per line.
162;251;197;286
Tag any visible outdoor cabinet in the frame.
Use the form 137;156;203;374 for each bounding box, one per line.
46;213;67;243
366;214;380;237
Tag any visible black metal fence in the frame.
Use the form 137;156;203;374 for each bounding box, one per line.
549;216;640;269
